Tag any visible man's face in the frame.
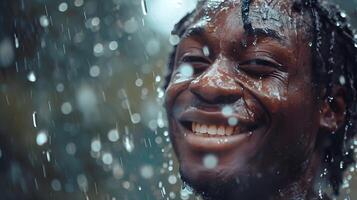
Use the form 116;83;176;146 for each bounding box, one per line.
165;0;320;195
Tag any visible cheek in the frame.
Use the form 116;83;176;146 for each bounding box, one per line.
164;81;191;114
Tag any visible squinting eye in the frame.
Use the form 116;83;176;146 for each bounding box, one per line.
238;59;281;77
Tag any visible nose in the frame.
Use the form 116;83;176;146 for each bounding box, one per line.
189;65;243;104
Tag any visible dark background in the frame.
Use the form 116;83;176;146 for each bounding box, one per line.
0;0;355;199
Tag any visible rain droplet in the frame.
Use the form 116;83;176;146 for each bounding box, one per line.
123;135;134;153
36;130;48;146
32;111;37;128
91;17;100;26
203;46;210;57
58;2;68;12
179;63;193;78
102;152;113;165
339;75;346;85
74;0;84;7
203;154;218;169
61;102;73;115
65;142;76;155
140;164;154;179
141;0;148;15
131;113;141;124
135;78;143;87
39;15;49;27
108;41;118;51
89;65;100;77
93;43;104;56
27;71;37;82
222;106;233;117
51;179;62;191
228;117;238;126
91;139;102;152
107;129;120;142
169;34;180;46
168;175;177;184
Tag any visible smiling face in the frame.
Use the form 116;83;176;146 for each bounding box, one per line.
165;0;323;198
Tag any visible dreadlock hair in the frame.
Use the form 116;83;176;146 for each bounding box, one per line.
164;0;357;196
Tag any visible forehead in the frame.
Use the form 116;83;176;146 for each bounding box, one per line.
188;0;310;42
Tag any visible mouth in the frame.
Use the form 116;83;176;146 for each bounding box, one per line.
177;107;265;152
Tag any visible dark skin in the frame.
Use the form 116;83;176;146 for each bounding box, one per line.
165;0;346;199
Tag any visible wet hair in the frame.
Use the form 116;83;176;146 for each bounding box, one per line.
164;0;357;196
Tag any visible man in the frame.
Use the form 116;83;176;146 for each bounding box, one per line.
164;0;357;199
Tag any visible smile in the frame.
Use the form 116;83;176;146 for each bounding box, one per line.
177;107;265;151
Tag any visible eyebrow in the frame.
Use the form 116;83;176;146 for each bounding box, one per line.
182;25;286;45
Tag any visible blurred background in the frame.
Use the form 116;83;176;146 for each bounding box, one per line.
0;0;356;199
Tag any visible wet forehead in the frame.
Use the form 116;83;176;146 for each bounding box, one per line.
193;0;307;39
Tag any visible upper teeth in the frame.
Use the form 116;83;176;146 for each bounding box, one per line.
192;122;235;136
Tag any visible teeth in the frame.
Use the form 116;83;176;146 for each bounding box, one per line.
217;126;225;135
207;125;217;135
192;122;238;136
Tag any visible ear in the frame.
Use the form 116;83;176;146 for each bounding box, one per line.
319;86;346;133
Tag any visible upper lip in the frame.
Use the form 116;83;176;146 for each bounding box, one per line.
178;106;260;129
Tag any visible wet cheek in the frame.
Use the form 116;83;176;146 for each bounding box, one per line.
164;81;191;114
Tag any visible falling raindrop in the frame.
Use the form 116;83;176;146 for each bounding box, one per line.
169;34;180;46
89;65;101;77
27;71;37;82
107;129;120;142
140;164;154;179
36;130;48;146
102;152;113;165
203;46;210;57
108;41;118;51
203;154;218;169
61;102;73;115
141;0;148;15
58;2;68;12
32;111;38;128
91;139;101;152
222;106;233;117
39;15;49;27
